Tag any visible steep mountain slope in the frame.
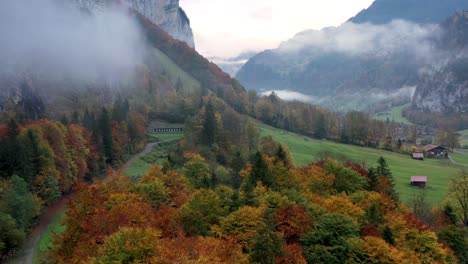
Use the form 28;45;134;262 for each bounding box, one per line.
350;0;466;24
412;12;468;113
236;0;468;111
0;0;245;121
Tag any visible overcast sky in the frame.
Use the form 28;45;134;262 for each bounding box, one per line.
180;0;375;58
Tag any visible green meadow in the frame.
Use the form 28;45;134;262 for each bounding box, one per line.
459;129;468;147
374;104;413;125
258;123;468;206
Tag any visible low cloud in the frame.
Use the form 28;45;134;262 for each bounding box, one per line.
369;86;416;100
261;90;318;103
277;20;441;61
0;0;145;82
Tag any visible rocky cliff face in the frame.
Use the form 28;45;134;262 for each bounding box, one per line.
124;0;194;48
412;12;468;113
78;0;194;47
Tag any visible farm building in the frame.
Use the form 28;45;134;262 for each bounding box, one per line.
411;153;424;160
154;127;183;133
424;145;449;156
410;176;427;188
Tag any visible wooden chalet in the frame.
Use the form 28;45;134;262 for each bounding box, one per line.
423;145;448;155
410;176;427;188
411;152;424;160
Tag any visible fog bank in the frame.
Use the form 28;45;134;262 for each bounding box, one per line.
0;0;145;82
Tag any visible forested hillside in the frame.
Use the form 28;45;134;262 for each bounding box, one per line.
1;1;467;263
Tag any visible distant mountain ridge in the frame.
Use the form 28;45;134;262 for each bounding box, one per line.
350;0;466;24
236;0;468;112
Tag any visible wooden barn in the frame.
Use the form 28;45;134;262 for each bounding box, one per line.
424;145;448;156
410;176;427;188
411;153;424;160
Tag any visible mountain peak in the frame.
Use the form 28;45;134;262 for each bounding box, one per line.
350;0;466;24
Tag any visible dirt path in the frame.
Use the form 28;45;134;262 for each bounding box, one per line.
17;142;159;264
448;155;456;164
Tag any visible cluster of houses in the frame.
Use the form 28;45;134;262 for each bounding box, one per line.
409;145;451;189
411;145;449;161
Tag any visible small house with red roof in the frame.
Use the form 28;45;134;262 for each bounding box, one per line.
410;176;427;188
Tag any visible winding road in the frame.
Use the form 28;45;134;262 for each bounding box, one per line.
17;142;159;264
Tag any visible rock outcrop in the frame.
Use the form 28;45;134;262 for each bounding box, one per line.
76;0;195;48
124;0;194;48
412;12;468;113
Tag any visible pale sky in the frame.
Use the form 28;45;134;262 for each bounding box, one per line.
180;0;375;58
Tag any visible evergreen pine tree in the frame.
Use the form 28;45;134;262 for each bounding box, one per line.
249;152;272;187
443;204;458;225
275;145;291;168
202;101;216;146
71;111;80;124
18;129;40;189
231;151;245;189
100;108;114;165
376;157;398;201
376;157;392;177
382;225;395;245
7;119;20;176
250;226;283;264
367;167;378;192
60;114;69;126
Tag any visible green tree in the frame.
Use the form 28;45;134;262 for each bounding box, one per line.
243;153;272;202
231;151;245;189
181;189;228;236
202;101;217;146
17;128;41;188
382;225;395;246
0;175;41;231
443;204;458;225
323;161;366;194
448;170;468;226
367;167;378;192
0;119;20;178
376;157;398;201
250;226;283;264
437;225;467;263
183;154;213;189
94;227;161;263
0;212;25;255
301;214;359;264
100;108;114;165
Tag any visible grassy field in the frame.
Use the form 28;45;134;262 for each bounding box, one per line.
459;129;468;147
147;132;184;142
258;123;468;206
374;104;413;125
150;48;201;94
124;139;181;181
33;209;67;263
